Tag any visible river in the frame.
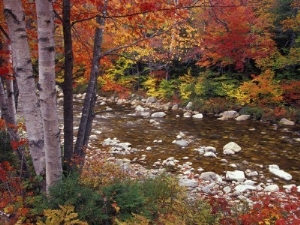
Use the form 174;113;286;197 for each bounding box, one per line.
64;96;300;186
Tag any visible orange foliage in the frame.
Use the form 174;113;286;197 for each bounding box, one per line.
281;80;300;106
239;70;283;105
197;0;276;70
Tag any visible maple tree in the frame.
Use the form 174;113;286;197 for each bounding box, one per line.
196;0;277;72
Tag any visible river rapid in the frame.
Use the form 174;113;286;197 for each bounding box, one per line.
60;94;300;187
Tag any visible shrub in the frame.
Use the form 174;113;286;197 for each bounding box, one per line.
40;173;109;224
101;179;146;221
239;106;264;120
80;150;126;189
228;70;283;106
37;205;88;225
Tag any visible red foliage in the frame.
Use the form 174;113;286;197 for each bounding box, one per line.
0;162;31;224
281;80;300;106
197;0;276;71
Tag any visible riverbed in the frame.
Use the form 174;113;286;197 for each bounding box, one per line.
63;95;300;186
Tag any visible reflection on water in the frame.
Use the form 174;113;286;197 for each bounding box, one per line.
71;101;300;185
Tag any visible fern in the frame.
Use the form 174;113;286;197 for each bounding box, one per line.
37;205;88;225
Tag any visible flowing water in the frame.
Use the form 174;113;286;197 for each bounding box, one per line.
69;99;300;186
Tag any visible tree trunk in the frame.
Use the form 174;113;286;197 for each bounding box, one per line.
62;0;74;169
74;1;108;159
3;0;45;176
35;0;62;191
0;77;29;174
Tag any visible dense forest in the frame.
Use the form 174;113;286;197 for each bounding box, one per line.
1;0;300;224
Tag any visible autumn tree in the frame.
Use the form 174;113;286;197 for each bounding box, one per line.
197;0;277;73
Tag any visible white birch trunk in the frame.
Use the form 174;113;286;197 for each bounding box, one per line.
35;0;62;191
3;0;45;175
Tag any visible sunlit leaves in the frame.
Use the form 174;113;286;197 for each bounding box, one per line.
227;70;283;105
197;0;277;71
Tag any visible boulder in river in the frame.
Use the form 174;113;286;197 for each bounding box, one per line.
235;114;251;121
226;170;245;182
223;142;242;155
173;139;190;147
218;110;239;120
268;164;292;181
279;118;295;126
151;112;166;118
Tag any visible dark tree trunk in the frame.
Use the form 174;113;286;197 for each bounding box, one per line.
62;0;74;169
74;4;107;159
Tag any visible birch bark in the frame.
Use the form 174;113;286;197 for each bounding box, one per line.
35;0;62;191
3;0;45;175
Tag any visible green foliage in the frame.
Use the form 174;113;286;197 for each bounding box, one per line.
239;106;264;120
178;69;195;100
37;205;88;225
139;173;184;218
101;179;146;221
41;173;109;224
99;56;137;97
0;131;15;164
157;79;177;99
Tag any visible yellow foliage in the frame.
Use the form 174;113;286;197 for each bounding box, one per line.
224;70;283;105
37;205;88;225
142;76;159;97
178;69;195;99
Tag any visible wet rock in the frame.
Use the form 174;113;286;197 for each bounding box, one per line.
223;186;232;193
283;184;297;192
178;178;198;187
183;112;191;118
245;169;259;177
279;118;295;126
235;114;251;121
226;170;245;182
264;184;279;192
268;165;292;181
146;96;157;104
204;152;217;157
204;146;216;153
151;112;166;118
89;134;98;140
200;172;222;182
223;142;241;155
235;184;256;193
185;102;193;110
218;110;239;120
173;139;189;147
192;113;203;119
171;104;179;111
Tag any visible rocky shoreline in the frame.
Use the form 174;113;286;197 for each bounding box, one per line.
67;93;300;211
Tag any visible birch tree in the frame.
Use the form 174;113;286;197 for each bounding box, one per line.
3;0;45;176
35;0;62;191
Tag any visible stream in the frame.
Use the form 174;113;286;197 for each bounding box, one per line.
62;96;300;186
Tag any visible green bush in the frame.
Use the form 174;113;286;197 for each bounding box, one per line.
101;179;146;221
239;106;264;120
40;173;109;224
